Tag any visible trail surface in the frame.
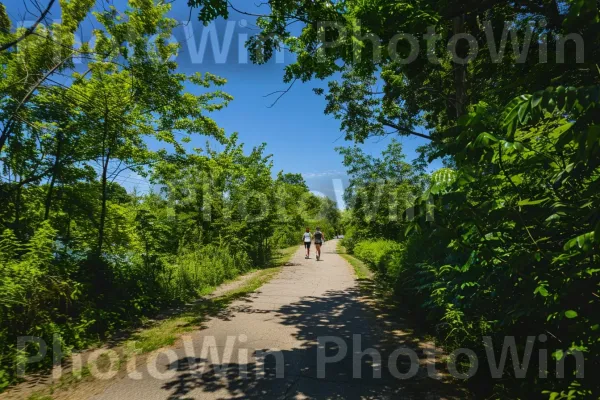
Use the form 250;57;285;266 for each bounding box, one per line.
89;240;459;399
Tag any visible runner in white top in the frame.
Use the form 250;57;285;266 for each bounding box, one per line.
302;227;312;259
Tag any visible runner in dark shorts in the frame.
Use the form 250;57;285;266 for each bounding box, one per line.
314;227;325;261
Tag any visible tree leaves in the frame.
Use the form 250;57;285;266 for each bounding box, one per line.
190;0;228;24
502;86;600;139
502;95;530;136
473;132;499;147
534;284;549;297
564;310;578;319
518;198;549;206
563;231;595;252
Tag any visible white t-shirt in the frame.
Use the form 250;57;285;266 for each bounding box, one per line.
303;232;312;243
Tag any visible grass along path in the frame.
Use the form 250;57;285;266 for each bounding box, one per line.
4;246;298;400
123;266;284;354
336;241;373;280
126;245;297;354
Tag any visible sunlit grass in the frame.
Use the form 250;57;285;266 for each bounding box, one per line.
336;242;372;280
269;245;298;266
124;247;294;355
125;266;282;355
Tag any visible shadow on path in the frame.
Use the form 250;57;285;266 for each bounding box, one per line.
160;283;465;399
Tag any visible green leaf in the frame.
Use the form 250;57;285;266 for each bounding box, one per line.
550;122;574;140
518;101;530;124
534;285;548;296
546;98;556;113
564;231;595;251
556;86;566;110
510;174;524;185
564;310;578;319
552;350;564;361
474;132;498;147
545;213;562;223
518;198;549;206
513;142;525;152
502;96;529;134
531;90;543;108
501;140;525;153
542;87;553;108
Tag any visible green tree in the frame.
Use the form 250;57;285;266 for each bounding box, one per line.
338;139;425;241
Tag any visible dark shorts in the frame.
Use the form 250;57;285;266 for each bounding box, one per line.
315;241;322;246
304;242;311;249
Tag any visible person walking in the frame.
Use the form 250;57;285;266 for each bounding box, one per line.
302;227;312;259
314;227;325;261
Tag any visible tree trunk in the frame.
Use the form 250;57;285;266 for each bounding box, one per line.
97;108;111;255
44;131;64;220
98;152;109;255
14;181;22;237
65;205;72;253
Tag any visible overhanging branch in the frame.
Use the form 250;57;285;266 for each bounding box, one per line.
0;0;56;52
382;120;432;141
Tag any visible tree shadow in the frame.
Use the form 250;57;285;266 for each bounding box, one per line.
160;286;468;399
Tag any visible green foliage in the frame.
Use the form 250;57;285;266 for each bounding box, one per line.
352;239;404;283
338;139;427;243
379;89;600;397
336;241;371;280
0;222;76;390
162;244;252;300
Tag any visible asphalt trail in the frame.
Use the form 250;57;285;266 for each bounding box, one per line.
91;240;460;400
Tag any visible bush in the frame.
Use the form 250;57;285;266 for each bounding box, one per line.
352;240;404;285
163;244;252;301
0;225;253;388
0;223;77;390
271;226;301;249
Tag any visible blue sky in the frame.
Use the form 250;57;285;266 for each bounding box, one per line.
5;0;440;204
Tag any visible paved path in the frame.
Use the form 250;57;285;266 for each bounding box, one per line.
90;241;459;400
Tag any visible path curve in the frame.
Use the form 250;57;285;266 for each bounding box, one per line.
89;240;459;400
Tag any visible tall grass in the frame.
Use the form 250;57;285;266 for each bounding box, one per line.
160;244;252;302
0;232;253;389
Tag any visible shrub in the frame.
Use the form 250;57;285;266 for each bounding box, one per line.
0;223;76;389
271;226;301;249
162;244;252;302
352;240;404;285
